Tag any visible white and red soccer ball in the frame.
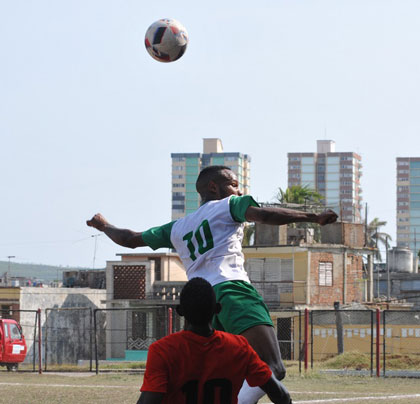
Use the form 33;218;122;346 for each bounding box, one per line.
145;19;188;63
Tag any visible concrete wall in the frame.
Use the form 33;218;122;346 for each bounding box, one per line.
161;257;187;282
321;222;365;247
244;246;365;309
244;246;308;308
254;223;287;246
19;287;106;365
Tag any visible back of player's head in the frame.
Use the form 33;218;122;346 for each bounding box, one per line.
196;165;232;197
179;277;217;326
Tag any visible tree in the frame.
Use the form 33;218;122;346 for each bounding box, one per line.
275;185;325;242
366;217;392;262
276;185;323;205
242;223;255;247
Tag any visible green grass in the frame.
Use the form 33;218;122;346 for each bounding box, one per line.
1;369;420;404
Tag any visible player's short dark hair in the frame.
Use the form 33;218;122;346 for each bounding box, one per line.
179;277;217;326
196;165;232;196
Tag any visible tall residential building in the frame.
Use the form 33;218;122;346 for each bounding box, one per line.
396;157;420;255
171;139;251;220
287;140;363;223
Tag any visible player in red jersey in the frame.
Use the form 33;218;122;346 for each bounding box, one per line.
137;277;291;404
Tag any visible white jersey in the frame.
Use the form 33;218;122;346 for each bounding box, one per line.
142;195;259;286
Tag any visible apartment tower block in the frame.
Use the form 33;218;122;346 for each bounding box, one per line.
287;140;363;223
396;157;420;255
171;139;251;220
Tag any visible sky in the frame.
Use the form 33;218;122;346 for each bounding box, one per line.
1;0;420;269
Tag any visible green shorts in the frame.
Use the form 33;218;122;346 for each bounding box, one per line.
212;280;273;335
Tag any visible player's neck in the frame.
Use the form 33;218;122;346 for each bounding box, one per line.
201;196;217;204
185;323;215;337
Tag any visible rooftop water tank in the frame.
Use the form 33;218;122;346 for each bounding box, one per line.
388;247;413;273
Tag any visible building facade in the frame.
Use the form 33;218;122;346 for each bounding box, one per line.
396;157;420;256
171;138;251;220
288;140;363;223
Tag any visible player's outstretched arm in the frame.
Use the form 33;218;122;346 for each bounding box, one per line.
86;213;146;249
245;206;338;227
137;392;164;404
261;376;292;404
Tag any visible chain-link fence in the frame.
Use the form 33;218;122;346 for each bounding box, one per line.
93;306;181;374
6;305;420;376
310;310;375;373
271;310;303;372
383;310;420;376
0;309;39;371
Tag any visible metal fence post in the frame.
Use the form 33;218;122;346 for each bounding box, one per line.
376;308;380;377
89;307;93;372
383;310;386;377
370;310;374;377
94;309;99;375
304;308;309;371
168;307;173;335
38;308;42;374
298;310;302;374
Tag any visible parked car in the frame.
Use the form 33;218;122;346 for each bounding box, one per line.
0;319;27;371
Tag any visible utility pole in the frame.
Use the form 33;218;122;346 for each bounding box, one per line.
364;203;368;247
386;236;390;301
91;234;102;269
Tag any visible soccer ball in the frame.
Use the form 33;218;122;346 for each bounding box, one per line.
144;19;188;63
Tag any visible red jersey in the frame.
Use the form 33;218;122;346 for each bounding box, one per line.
140;330;272;404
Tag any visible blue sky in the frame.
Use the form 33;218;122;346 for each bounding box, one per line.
1;0;419;268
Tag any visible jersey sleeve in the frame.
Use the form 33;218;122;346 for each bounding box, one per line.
141;221;176;250
140;342;169;393
244;340;272;387
229;195;260;223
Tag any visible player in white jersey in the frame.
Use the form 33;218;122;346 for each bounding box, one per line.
87;165;337;404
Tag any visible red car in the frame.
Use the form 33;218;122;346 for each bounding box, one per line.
0;319;27;371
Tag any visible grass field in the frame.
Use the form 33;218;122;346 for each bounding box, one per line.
1;369;420;404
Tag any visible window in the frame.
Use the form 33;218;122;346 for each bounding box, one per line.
1;305;11;319
173;183;185;188
173;166;184;171
172;174;184;179
9;323;22;340
319;262;333;286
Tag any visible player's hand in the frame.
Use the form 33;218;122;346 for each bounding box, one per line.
86;213;109;232
316;209;338;226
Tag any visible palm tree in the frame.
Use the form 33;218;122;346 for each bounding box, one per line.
242;224;255;246
366;217;392;262
276;185;323;205
275;185;325;242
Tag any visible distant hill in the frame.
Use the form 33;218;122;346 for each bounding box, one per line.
0;261;103;282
